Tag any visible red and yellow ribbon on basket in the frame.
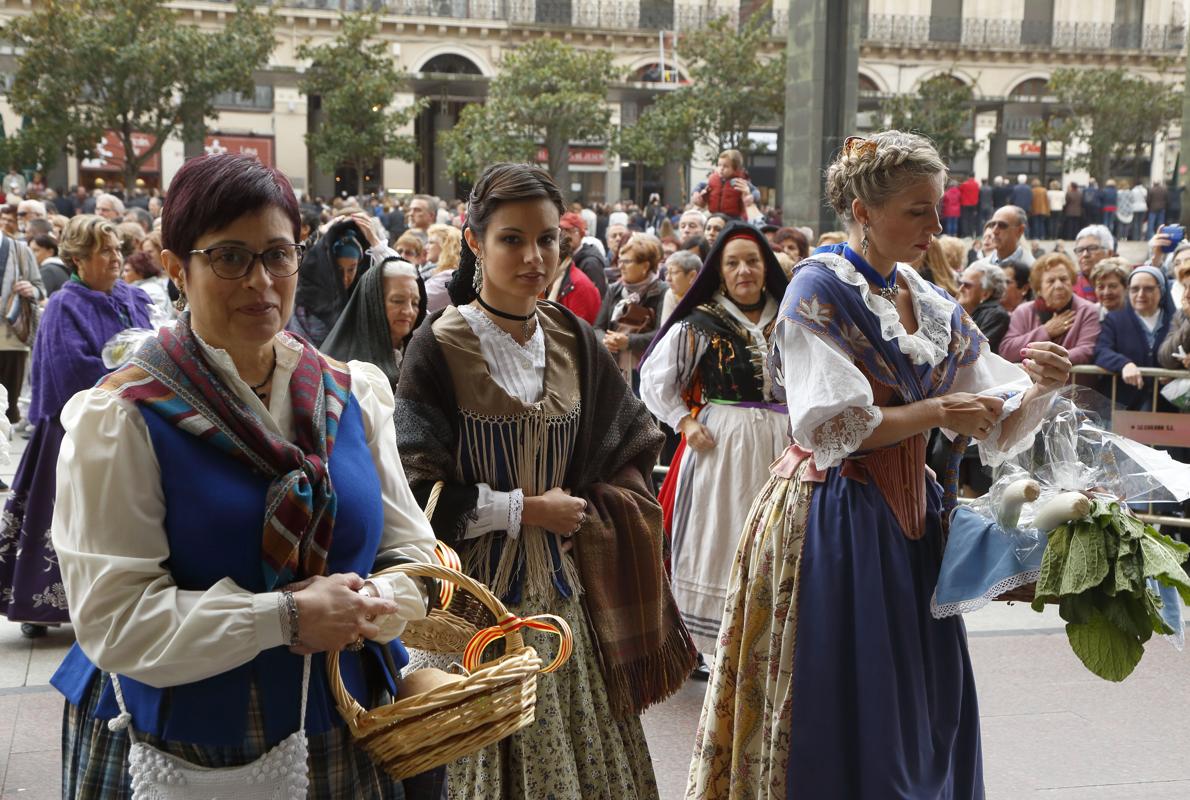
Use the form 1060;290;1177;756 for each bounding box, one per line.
463;612;574;674
433;541;462;610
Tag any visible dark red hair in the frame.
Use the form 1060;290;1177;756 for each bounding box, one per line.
161;154;300;262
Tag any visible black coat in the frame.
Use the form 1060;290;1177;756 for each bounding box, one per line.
290;218;369;347
970;298;1010;354
573;242;608;297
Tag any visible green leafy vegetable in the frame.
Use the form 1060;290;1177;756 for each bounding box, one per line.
1066;609;1145;682
1029;498;1190;681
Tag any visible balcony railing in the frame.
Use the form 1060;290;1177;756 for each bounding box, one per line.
864;14;1186;52
239;2;1186;50
253;0;790;36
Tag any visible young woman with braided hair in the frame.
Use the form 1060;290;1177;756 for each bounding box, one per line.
686;131;1073;799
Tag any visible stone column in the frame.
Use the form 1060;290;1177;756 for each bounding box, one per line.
432;104;457;200
781;0;860;234
987;108;1009;182
1179;24;1190;223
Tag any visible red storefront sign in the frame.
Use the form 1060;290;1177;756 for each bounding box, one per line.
80;131;161;173
204;134;275;167
535;146;606;167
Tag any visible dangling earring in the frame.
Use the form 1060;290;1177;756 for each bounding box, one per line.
472;255;484;293
174;287;187;313
860;223;870;257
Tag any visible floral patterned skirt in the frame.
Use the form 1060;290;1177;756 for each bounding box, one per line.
687;462;984;800
0;418;69;625
448;590;660;800
686;471;808;800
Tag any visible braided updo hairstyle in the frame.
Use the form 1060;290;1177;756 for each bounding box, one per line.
447;162;568;306
824;131;947;225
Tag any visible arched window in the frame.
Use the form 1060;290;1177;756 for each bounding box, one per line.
858;73;880;94
420;54;483;76
1008;78;1050;101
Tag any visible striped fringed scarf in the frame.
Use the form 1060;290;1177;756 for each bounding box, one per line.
98;313;352;590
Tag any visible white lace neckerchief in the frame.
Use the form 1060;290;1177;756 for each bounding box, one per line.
457;302;545;360
810;252;957;367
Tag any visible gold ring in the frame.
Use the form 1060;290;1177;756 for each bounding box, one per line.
346;637;365;652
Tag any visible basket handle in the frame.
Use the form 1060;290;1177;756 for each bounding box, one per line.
463;612;573;674
420;480;461;610
370;562;574;673
368;561;518;644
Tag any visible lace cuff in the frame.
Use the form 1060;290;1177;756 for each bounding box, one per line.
806;406;883;469
463;485;523;540
507;489;524;539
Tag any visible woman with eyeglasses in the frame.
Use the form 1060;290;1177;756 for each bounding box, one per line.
999;252;1100;368
49;155;436;798
0;215;153;640
1071;224;1116;302
1095;265;1177;411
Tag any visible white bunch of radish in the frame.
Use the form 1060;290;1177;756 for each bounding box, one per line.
997;478;1093;533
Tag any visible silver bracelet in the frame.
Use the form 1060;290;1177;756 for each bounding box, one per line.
278;591;300;646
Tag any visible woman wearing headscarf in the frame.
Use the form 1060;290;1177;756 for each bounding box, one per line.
0;215;154;639
321;253;426;390
594;233;667;383
639;222;789;664
288;215;373;346
1095;264;1176;411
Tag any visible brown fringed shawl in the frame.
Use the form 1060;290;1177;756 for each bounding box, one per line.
395;301;696;717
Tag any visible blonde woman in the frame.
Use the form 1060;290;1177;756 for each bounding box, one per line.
424;223;462;314
687;132;1071;799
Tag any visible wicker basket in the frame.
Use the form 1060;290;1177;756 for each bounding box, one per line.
327;561;573;780
994;584;1037;603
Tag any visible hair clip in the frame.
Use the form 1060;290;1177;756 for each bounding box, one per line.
843;136;877;159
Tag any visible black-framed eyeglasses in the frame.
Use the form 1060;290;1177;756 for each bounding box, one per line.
188;243;305;280
1073;245;1102;256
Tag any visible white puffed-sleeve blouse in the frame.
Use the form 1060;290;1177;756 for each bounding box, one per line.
778;256;1043;471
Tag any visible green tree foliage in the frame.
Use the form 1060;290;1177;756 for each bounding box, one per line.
298;15;424;194
6;0;276;189
615;6;783;201
1040;67;1181;182
615;92;701;201
438;38;619;190
672;7;786;155
882;73;975;165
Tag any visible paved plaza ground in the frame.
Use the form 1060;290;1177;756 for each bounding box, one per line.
2;239;1186;799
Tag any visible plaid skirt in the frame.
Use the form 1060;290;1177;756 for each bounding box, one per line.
61;671;409;800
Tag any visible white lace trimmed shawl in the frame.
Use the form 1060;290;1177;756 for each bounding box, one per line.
780;254;1037;470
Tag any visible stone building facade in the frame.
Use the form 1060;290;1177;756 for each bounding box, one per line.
0;0;1184;203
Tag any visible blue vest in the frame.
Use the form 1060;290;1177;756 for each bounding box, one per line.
51;394;408;747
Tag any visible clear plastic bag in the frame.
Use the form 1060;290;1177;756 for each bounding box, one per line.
102;327;159;369
1005;385;1190;506
1161;377;1190;411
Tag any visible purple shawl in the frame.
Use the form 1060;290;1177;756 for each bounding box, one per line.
29;280;153;424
